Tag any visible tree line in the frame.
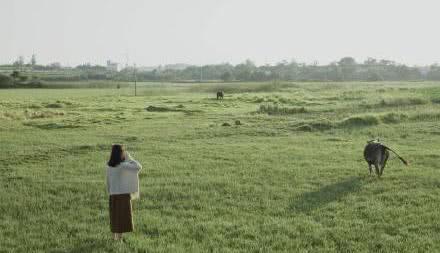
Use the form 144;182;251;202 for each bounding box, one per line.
2;57;440;88
115;58;440;82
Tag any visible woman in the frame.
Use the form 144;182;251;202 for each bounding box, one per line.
106;144;142;241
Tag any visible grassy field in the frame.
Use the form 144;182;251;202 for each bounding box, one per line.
1;81;440;252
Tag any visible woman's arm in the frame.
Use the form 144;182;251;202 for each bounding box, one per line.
122;152;142;172
106;167;110;194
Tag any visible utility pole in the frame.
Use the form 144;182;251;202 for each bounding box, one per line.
134;63;137;96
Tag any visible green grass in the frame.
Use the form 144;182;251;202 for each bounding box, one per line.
1;81;440;252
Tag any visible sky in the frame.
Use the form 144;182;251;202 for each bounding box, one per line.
1;0;440;67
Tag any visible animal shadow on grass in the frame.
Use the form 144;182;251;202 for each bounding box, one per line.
289;177;363;213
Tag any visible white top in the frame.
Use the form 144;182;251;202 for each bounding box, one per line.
106;153;142;199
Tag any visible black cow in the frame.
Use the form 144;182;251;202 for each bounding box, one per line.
363;140;408;177
216;90;224;100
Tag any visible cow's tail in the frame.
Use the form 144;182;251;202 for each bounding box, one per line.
383;145;409;166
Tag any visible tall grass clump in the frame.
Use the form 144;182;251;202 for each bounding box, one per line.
339;115;380;127
380;112;408;124
1;111;23;120
295;113;408;132
45;103;64;108
294;119;334;132
24;110;65;119
257;103;307;115
431;98;440;104
379;97;428;107
410;111;440;122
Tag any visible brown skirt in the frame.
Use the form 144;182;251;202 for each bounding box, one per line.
109;194;133;233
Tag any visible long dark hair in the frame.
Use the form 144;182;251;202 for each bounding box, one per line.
108;144;126;167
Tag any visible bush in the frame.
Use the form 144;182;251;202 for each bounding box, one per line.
0;74;14;88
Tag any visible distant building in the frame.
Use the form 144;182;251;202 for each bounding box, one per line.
106;60;118;72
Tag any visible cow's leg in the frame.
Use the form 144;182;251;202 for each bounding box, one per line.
368;163;373;175
374;162;380;177
380;153;389;176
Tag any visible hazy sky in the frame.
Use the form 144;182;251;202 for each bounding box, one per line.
1;0;439;66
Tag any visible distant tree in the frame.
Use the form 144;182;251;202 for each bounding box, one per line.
220;71;233;82
326;63;343;81
364;57;377;65
427;64;440;80
13;56;25;70
234;59;256;81
338;57;356;66
0;74;14;88
10;56;432;82
18;75;28;82
366;71;383;81
10;71;20;80
30;54;37;66
18;56;24;65
379;59;395;66
49;62;62;69
338;57;357;80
